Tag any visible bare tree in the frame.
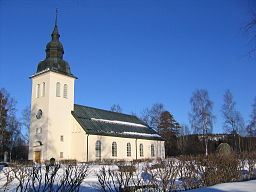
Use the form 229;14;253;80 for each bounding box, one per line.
0;90;8;160
140;103;165;131
21;106;30;144
0;88;23;161
247;97;256;136
177;124;190;155
245;10;256;58
222;89;245;135
110;104;122;113
222;89;245;152
189;89;215;155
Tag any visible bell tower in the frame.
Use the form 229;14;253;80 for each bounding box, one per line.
28;10;77;162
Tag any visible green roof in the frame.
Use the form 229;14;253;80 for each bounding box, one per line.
72;104;164;141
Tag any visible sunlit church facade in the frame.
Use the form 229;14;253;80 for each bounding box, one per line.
28;18;165;163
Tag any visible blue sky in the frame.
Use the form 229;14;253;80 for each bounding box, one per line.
0;0;255;133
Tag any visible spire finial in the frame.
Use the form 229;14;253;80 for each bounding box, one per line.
55;8;58;26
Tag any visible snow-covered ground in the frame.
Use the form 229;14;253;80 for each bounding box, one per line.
1;162;256;192
188;180;256;192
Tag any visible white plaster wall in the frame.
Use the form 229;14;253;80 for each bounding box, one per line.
29;71;75;162
71;116;86;161
86;135;165;161
69;118;165;161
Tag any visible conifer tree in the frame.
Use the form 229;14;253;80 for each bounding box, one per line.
247;97;256;136
158;111;181;156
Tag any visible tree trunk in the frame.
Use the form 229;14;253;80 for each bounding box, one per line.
205;136;208;156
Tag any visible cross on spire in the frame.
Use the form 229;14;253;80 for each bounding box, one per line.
55;8;58;26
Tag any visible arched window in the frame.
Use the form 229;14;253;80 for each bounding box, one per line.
127;143;131;157
63;84;68;98
96;140;101;158
56;82;60;97
36;84;40;98
112;142;117;157
42;82;46;97
139;144;143;157
151;144;155;157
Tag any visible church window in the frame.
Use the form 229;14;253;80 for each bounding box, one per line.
36;84;40;98
112;142;117;157
139;144;143;157
96;140;101;158
151;144;155;157
56;82;61;97
60;152;63;158
63;84;68;98
60;135;64;142
127;143;131;157
36;127;42;134
42;82;46;97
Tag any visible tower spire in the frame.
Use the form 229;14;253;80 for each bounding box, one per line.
52;8;60;41
36;9;74;77
55;8;58;26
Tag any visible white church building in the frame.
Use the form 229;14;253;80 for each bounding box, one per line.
28;17;165;163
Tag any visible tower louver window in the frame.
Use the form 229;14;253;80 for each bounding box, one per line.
63;84;68;98
37;84;40;98
56;82;60;97
42;82;46;97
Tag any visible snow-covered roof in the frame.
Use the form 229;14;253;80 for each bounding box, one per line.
72;104;164;141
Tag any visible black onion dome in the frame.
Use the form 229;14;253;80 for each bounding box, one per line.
36;24;74;77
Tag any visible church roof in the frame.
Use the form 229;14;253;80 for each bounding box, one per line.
71;104;164;141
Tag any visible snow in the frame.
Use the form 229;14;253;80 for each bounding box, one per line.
1;163;256;192
30;67;50;78
122;131;162;138
188;180;256;192
91;118;147;128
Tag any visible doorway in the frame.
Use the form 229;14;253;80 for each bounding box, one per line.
34;151;41;163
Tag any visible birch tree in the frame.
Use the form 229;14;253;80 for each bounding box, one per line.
189;89;215;155
222;89;245;152
110;104;122;113
140;103;164;131
222;89;245;134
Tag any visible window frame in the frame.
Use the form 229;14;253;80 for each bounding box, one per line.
139;144;143;157
112;142;117;157
56;82;61;97
36;84;40;98
95;140;101;158
127;142;131;157
63;84;68;98
36;127;42;134
42;82;46;97
151;144;155;157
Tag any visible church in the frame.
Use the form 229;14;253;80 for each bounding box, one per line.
28;16;165;163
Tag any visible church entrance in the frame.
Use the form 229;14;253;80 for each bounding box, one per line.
34;151;41;163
